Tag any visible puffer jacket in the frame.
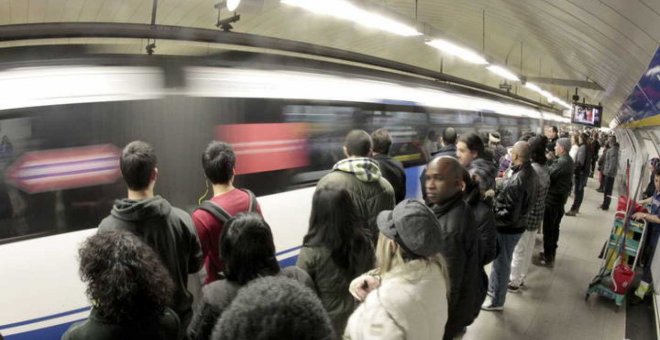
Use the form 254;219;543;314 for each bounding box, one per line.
431;194;484;340
296;246;374;337
493;161;538;233
317;157;395;238
98;196;203;336
546;154;575;206
603;144;620;177
344;259;448;340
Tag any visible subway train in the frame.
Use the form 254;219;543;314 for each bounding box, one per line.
0;50;569;339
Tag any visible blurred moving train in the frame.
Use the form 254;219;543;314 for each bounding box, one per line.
0;50;569;339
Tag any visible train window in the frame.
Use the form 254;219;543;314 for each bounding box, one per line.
363;110;428;167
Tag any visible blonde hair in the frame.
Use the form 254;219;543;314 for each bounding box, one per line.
374;233;450;294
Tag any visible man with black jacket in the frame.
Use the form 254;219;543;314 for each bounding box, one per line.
545;126;559;161
482;141;538;311
98;141;203;339
540;138;575;265
371;128;407;203
425;157;483;339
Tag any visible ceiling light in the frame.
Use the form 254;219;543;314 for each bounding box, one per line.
486;65;520;82
227;0;241;11
524;82;543;93
425;39;488;65
281;0;422;37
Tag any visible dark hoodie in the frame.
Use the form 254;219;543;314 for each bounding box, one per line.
98;196;203;338
317;157;395;241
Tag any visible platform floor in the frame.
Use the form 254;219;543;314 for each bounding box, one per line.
460;177;626;340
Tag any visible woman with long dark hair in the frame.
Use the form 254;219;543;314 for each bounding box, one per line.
297;187;375;336
62;231;179;340
188;213;313;340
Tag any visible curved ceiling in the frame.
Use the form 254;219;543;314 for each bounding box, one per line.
0;0;658;123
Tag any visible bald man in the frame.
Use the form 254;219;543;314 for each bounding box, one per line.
426;157;484;339
482;141;539;311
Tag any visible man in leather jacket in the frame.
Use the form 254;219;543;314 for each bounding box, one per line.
540;138;575;265
482;142;538;311
425;157;483;339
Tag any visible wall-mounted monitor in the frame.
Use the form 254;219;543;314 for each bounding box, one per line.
571;103;602;128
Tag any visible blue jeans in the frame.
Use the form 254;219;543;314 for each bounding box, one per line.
489;232;523;306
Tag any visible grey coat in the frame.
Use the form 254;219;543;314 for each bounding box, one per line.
603;145;620;177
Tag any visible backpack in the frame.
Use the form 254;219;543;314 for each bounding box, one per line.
197;189;258;224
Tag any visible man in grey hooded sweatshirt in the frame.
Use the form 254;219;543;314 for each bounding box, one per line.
316;130;395;241
98;141;203;339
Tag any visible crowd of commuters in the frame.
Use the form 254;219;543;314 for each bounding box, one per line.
64;125;622;339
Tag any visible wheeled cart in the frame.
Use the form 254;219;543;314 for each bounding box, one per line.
586;211;647;309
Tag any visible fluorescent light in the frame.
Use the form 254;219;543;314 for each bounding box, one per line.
486;65;520;82
525;82;543;93
227;0;240;11
425;39;488;65
525;82;571;108
281;0;421;37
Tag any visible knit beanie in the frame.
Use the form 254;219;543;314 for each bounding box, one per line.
556;138;571;153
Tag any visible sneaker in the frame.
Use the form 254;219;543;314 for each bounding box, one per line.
508;283;521;293
565;210;577;216
481;299;504;311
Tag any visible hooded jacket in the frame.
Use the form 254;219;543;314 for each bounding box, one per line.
344;259;448;340
316;157;395;238
98;196;203;334
431;194;484;340
372;154;407;204
493;161;538;233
